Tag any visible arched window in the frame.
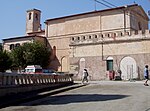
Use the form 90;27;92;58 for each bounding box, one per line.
83;36;86;40
89;35;91;39
15;43;20;47
114;33;116;37
72;37;74;41
10;44;15;50
138;22;142;30
29;13;32;20
126;32;130;35
53;46;56;56
95;35;97;38
120;32;123;36
35;13;38;20
77;37;80;40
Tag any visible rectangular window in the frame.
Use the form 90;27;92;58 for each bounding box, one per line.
107;60;113;71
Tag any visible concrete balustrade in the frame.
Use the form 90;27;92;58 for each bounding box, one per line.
0;73;73;86
0;73;73;97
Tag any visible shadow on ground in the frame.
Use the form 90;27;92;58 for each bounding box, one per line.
25;94;130;106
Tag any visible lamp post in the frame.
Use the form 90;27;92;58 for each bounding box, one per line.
60;56;66;72
148;10;150;29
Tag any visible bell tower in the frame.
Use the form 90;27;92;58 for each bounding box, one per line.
26;9;41;34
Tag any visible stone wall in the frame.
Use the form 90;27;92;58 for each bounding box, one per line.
70;53;149;80
69;30;150;80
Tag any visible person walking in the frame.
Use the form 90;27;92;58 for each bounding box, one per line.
144;65;149;86
82;69;89;84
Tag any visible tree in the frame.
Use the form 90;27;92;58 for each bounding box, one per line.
0;43;2;51
10;44;26;69
0;50;12;72
11;41;51;69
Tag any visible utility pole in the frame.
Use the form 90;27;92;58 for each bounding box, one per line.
94;0;97;11
148;0;150;16
148;10;150;30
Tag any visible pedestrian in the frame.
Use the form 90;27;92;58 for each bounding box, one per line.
144;65;149;86
82;69;89;84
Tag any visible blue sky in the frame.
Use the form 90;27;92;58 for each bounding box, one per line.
0;0;149;42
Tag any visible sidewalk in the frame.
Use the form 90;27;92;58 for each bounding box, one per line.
75;80;146;84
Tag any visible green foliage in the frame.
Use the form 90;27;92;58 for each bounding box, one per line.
0;50;12;72
11;41;51;69
0;43;2;51
10;45;26;68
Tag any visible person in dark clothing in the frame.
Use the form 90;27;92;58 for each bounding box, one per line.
144;65;149;86
82;69;89;84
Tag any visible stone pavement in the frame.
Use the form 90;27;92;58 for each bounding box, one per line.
0;80;150;111
0;83;84;108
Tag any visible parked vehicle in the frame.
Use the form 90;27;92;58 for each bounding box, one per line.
42;69;57;75
24;65;42;74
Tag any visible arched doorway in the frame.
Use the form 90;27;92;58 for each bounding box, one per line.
61;56;68;72
120;56;137;80
106;57;113;71
79;58;85;78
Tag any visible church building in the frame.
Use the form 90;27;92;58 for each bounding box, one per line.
3;4;150;80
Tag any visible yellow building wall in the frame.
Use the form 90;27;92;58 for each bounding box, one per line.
46;6;149;72
80;41;149;56
47;36;70;72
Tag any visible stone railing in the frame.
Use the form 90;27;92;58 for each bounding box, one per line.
0;73;74;97
0;73;73;87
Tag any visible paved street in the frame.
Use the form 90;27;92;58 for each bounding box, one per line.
0;81;150;111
